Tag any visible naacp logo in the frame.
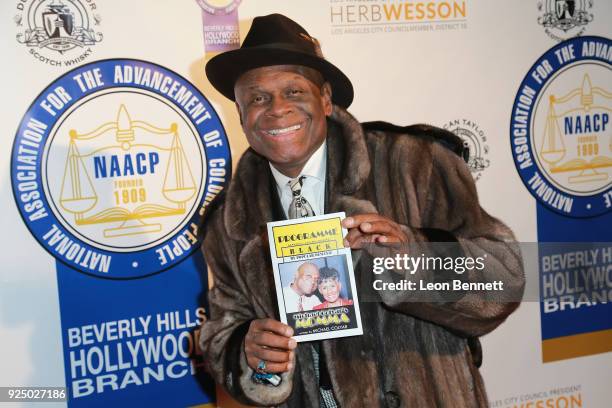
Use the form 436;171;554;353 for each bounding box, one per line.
443;119;490;182
537;0;593;42
11;59;231;278
511;36;611;217
15;0;102;66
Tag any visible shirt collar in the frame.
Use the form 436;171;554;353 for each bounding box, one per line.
269;141;327;189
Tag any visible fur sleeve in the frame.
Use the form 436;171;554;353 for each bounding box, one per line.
379;138;525;337
199;210;294;406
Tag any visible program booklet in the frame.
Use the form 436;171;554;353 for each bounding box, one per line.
267;212;363;342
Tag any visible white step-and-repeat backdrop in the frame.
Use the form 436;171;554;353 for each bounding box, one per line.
1;1;610;407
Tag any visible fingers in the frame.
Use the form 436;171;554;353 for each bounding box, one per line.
343;214;409;248
245;319;297;373
252;347;294;364
255;318;294;338
344;225;366;246
342;213;386;229
344;229;380;249
365;221;408;243
245;343;295;373
246;352;295;374
360;220;396;234
252;330;297;350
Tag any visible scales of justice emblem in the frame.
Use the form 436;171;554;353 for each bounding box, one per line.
538;73;611;191
59;104;197;240
13;59;227;276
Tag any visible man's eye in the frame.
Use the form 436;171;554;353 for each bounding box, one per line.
289;89;303;96
252;95;264;103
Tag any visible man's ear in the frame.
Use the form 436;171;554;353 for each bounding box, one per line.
235;102;244;126
322;82;332;116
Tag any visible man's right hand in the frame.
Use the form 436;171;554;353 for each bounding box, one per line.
244;318;297;373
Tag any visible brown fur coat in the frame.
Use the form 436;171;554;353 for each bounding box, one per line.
199;106;524;407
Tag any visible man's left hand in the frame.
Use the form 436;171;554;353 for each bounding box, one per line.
342;214;409;249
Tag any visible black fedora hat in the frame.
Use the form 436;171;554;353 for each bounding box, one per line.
205;14;354;108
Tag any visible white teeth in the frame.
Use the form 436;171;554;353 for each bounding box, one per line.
267;124;301;135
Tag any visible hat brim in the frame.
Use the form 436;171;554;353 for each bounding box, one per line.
206;47;354;108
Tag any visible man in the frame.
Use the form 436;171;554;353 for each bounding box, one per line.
284;263;322;313
313;267;353;310
199;13;524;408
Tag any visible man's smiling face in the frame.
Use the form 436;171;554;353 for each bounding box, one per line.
234;65;332;178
